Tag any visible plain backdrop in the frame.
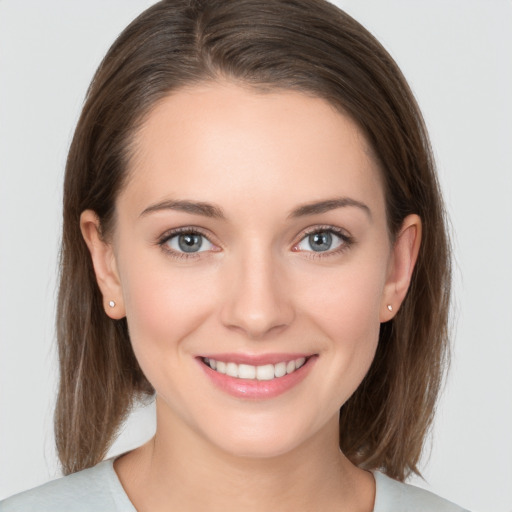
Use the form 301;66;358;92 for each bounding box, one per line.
0;2;511;511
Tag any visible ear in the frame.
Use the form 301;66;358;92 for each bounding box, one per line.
380;214;422;322
80;210;126;319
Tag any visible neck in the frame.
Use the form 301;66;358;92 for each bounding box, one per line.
114;401;375;512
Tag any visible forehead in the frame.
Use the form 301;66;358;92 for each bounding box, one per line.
121;81;385;218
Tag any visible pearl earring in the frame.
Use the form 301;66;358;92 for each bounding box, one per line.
387;304;393;312
109;300;116;308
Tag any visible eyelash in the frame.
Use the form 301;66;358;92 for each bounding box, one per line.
156;225;354;260
157;226;214;260
296;226;354;259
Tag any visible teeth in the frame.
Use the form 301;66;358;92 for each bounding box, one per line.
204;357;307;380
238;364;256;379
256;364;275;381
286;360;296;373
274;362;287;378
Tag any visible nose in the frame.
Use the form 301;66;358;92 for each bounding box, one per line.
219;249;295;340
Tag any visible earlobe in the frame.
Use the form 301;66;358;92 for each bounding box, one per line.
380;214;422;322
80;210;126;319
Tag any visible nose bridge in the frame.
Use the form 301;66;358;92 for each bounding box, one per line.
220;241;294;339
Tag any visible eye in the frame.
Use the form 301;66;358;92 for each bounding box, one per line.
295;228;349;253
162;231;215;254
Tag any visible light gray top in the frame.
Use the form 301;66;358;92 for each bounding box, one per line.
0;458;469;511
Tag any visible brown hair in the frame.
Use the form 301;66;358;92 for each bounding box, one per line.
56;0;451;480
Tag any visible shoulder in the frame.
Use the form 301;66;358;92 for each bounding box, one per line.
0;459;135;512
373;471;470;512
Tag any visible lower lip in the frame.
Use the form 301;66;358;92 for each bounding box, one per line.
197;356;317;400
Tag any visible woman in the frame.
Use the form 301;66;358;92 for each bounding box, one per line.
0;0;467;510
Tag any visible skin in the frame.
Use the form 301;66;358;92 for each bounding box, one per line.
81;81;421;512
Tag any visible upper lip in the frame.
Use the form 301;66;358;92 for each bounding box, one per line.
198;353;314;366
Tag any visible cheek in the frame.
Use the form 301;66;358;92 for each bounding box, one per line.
299;260;386;401
303;256;386;336
118;252;216;360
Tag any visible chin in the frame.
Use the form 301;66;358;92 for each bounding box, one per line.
213;433;304;460
200;412;328;460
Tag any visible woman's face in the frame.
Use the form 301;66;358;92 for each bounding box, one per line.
85;82;410;458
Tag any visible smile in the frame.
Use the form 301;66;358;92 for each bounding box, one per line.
203;357;307;381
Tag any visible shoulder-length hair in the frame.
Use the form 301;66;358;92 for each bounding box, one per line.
56;0;451;480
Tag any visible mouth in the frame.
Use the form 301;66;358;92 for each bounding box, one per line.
198;353;317;399
202;356;308;381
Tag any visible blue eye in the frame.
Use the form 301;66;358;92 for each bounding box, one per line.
296;229;347;253
164;232;214;253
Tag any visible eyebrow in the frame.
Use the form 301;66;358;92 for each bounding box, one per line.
288;197;372;220
140;199;226;219
139;196;371;220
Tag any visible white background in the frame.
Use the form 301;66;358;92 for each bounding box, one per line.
0;2;511;511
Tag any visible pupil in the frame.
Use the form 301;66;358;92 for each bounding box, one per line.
310;232;332;252
178;234;202;252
